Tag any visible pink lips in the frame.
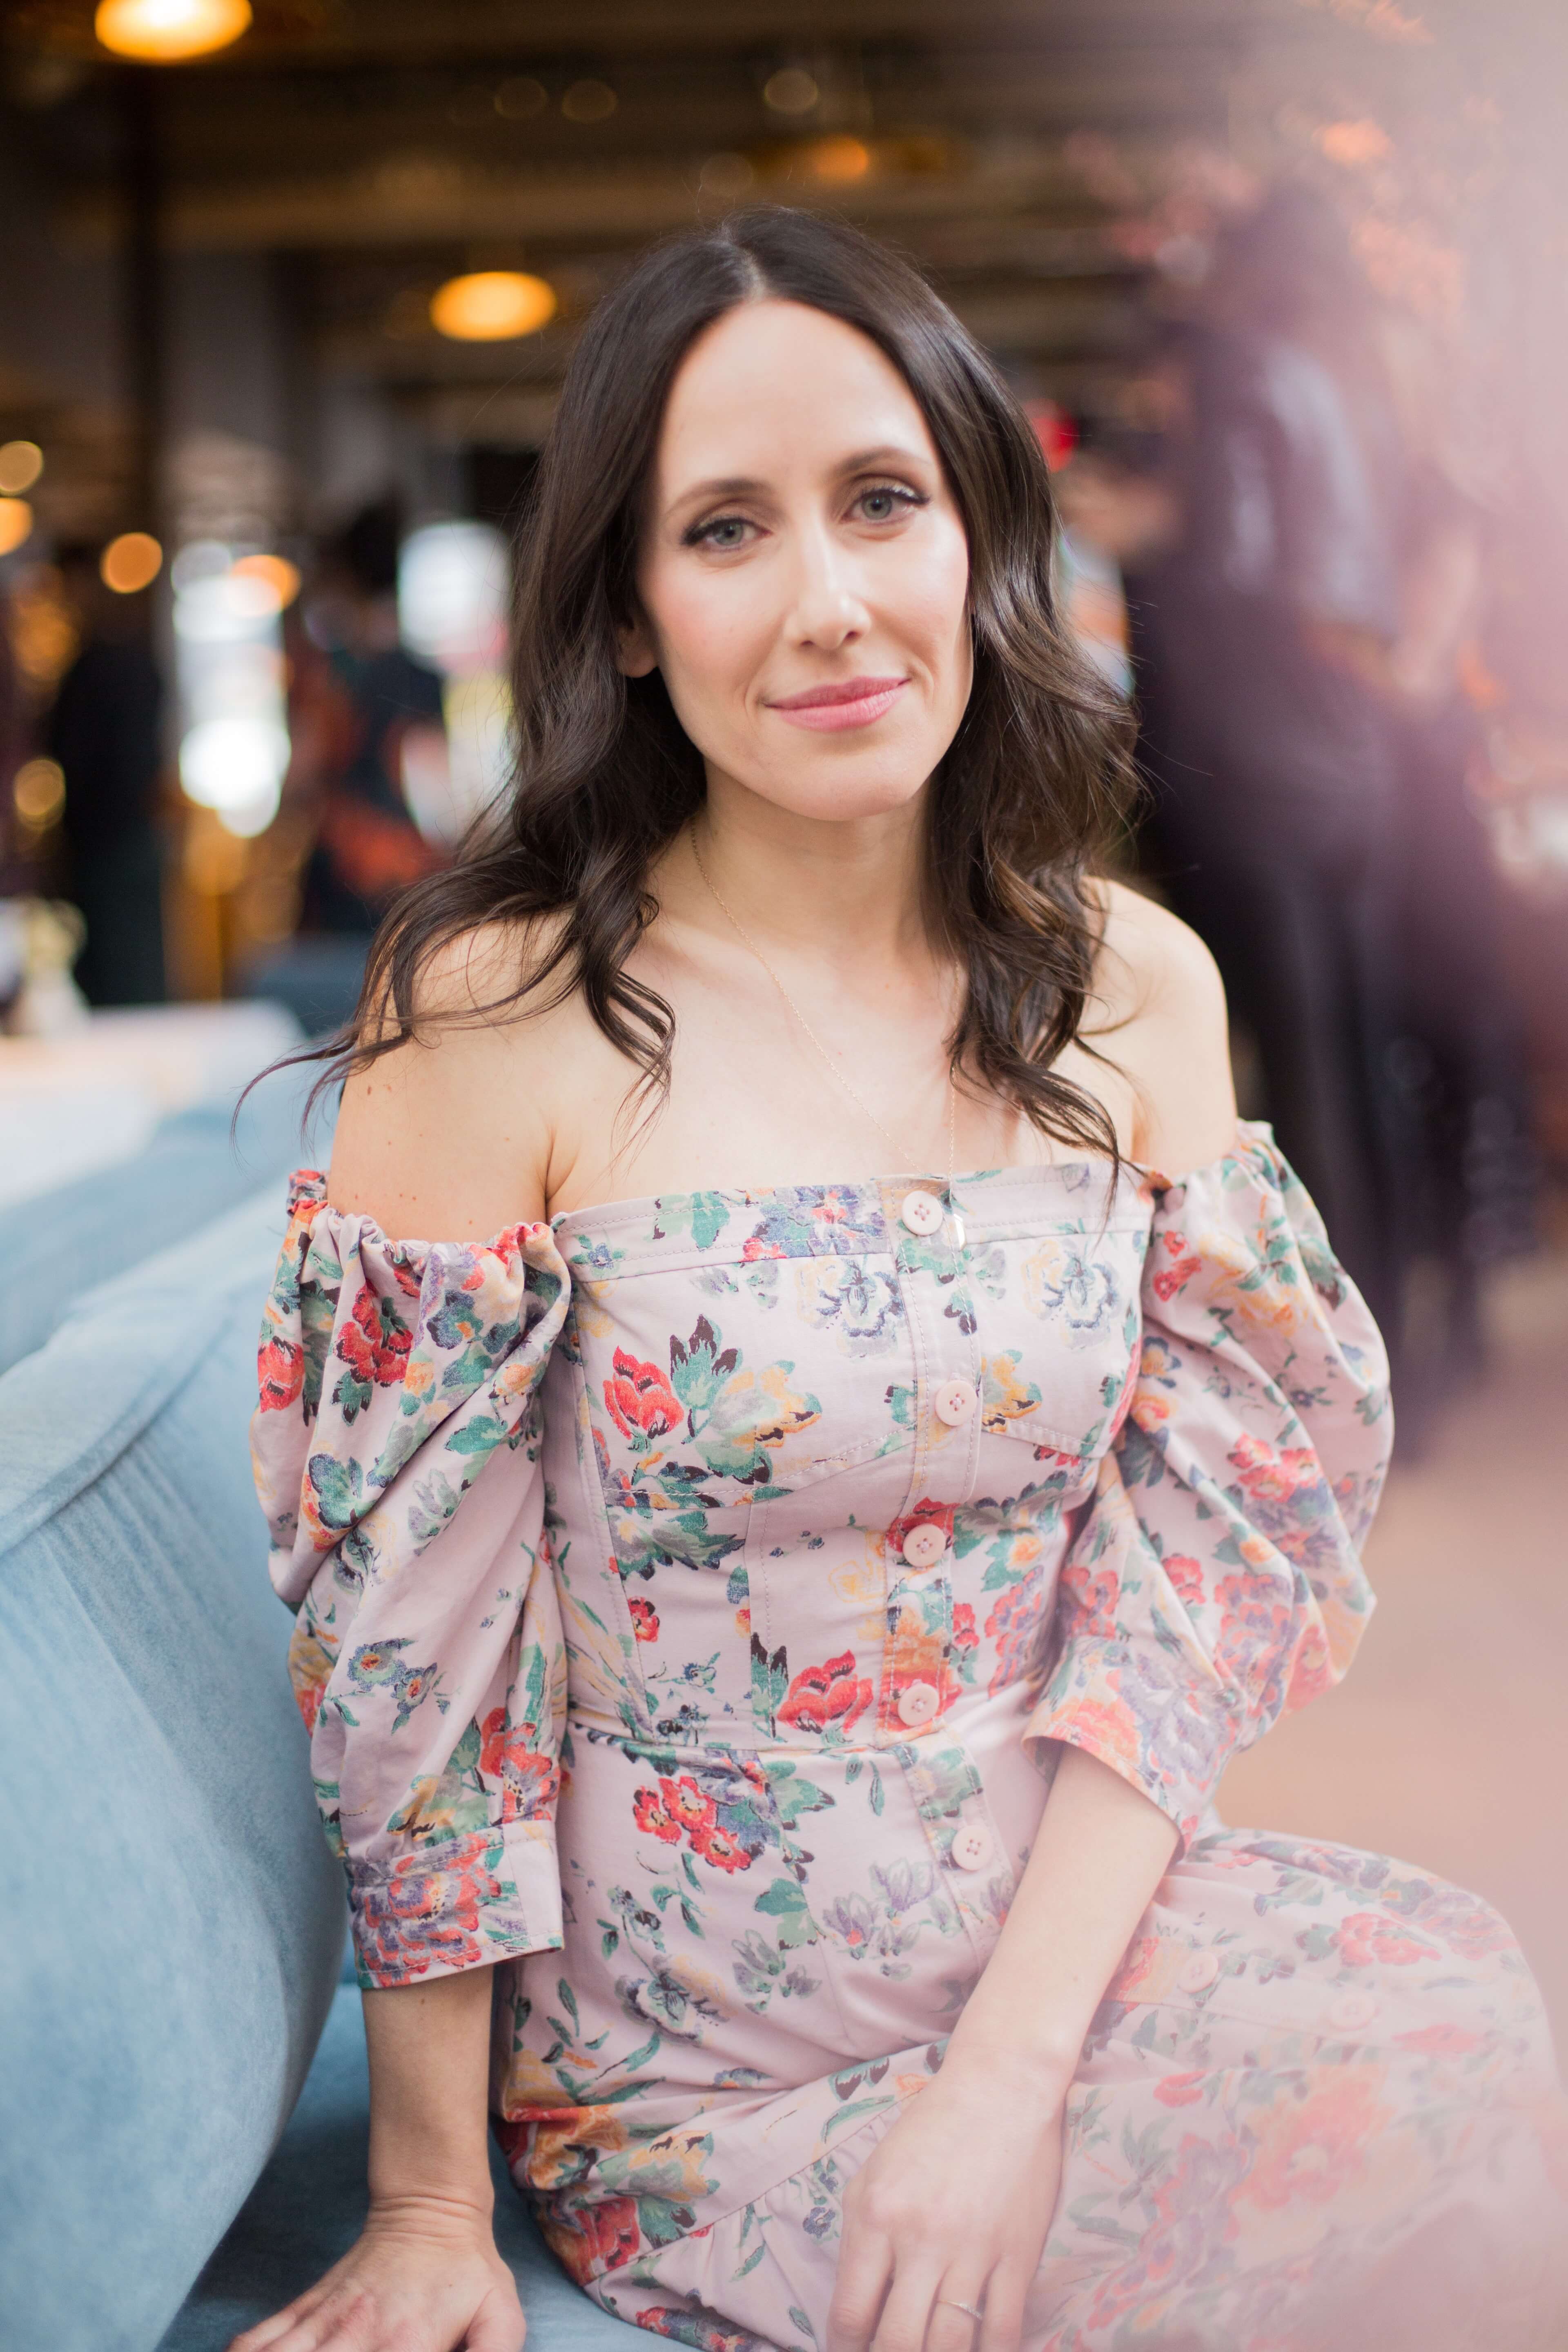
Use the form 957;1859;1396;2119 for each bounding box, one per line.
767;675;908;732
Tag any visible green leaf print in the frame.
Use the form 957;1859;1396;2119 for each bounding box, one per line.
734;2242;768;2279
445;1413;508;1456
763;1757;835;1826
668;1316;739;1418
307;1450;363;1532
822;2095;894;2140
753;1874;815;1949
869;1763;885;1817
750;1633;788;1723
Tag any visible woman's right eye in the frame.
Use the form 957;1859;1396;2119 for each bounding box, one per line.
688;515;753;550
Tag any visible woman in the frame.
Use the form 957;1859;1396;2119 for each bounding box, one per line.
243;212;1562;2352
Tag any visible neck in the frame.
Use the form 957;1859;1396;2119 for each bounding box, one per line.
682;768;934;976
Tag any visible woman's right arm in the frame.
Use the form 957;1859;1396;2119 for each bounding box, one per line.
234;1968;523;2352
237;952;570;2352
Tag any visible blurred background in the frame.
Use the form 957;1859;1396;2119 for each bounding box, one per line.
0;0;1564;2033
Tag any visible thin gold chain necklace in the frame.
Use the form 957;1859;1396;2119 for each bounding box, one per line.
688;818;963;1241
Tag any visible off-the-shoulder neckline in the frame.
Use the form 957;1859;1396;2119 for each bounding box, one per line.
548;1151;1134;1234
291;1123;1268;1249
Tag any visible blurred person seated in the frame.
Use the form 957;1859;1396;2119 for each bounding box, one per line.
286;499;449;942
45;541;167;1007
1128;187;1408;1345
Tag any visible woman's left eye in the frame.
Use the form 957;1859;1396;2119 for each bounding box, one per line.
854;485;922;523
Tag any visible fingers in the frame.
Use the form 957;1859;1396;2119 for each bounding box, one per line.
227;2287;332;2352
826;2216;894;2352
866;2263;944;2352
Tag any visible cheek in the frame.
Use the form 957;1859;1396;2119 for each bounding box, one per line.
639;556;767;702
899;521;971;689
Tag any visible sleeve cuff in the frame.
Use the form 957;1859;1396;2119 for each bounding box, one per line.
347;1820;563;1989
1023;1638;1244;1852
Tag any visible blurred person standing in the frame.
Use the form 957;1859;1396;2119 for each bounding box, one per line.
45;542;167;1005
286;499;448;942
1133;187;1406;1340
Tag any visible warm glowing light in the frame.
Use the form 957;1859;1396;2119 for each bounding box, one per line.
1315;117;1393;166
808;136;871;184
94;0;252;63
13;757;65;828
764;67;819;115
231;551;301;609
495;76;547;121
561;78;617;124
430;270;557;342
0;500;34;557
101;532;164;593
0;441;42;494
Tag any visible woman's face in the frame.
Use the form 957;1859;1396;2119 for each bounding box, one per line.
621;298;973;823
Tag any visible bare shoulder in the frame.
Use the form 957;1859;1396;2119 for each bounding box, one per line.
1086;880;1237;1176
327;915;573;1242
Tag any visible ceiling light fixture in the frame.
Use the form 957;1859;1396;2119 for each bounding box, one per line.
430;270;557;342
94;0;253;63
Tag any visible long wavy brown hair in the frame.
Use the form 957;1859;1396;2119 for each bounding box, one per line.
292;205;1136;1165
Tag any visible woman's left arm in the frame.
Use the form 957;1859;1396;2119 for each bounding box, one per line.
826;1746;1176;2352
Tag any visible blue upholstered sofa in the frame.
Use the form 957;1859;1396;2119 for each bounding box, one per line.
0;1083;642;2349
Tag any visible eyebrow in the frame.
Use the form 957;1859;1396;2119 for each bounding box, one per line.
666;444;933;513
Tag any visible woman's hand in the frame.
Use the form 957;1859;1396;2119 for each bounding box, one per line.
227;2193;525;2352
826;2054;1066;2352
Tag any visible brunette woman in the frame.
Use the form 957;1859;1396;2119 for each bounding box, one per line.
242;211;1563;2352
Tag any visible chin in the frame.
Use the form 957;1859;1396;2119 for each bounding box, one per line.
737;736;949;826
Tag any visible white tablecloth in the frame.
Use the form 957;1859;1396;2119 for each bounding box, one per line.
0;1000;302;1213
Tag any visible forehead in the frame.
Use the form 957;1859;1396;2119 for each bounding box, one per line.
653;298;939;493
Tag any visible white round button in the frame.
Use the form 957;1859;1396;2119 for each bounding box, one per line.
1178;1952;1220;1994
1327;1989;1378;2034
901;1521;949;1568
900;1189;944;1236
950;1823;993;1873
933;1379;978;1428
897;1680;940;1728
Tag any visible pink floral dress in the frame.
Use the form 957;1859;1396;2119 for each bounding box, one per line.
252;1127;1564;2348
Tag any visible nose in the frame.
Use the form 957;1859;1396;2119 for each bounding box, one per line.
783;519;870;653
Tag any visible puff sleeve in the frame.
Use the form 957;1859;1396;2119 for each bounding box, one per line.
250;1172;573;1988
1025;1125;1391;1848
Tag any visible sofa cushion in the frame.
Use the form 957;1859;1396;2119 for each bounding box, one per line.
0;1189;345;2352
0;1044;333;1377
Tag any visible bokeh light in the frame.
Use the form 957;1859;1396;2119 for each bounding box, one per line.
230;551;301;610
100;532;164;594
13;757;65;830
763;68;820;115
808;136;872;184
94;0;252;63
430;270;557;342
0;500;34;557
0;441;43;495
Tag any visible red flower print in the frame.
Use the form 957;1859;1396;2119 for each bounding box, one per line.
628;1597;659;1643
550;2193;641;2284
257;1333;303;1412
337;1284;413;1388
951;1602;978;1651
1150;1229;1203;1302
604;1349;682;1446
633;1785;682;1843
1058;1559;1119;1639
1333;1912;1436;1968
1239;2065;1391;2211
479;1706;559;1822
1164;1553;1205;1605
1394;2023;1482;2057
664;1776;717;1839
777;1650;873;1736
1154;2071;1207;2107
1227;1432;1320;1506
690;1819;754;1873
